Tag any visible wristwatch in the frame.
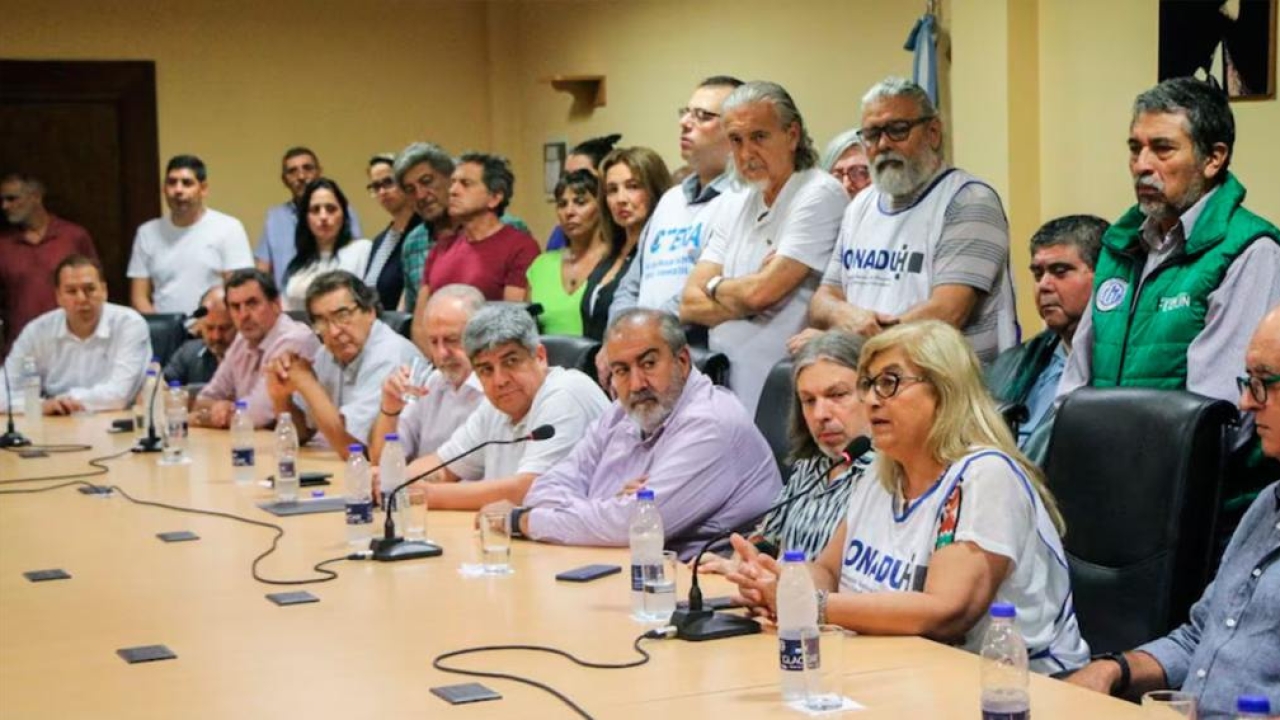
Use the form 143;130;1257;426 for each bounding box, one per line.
509;506;531;540
815;589;829;625
1090;652;1131;695
704;275;724;300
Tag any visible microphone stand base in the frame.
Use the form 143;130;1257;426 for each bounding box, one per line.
671;607;762;642
132;437;164;453
0;430;32;448
370;537;443;562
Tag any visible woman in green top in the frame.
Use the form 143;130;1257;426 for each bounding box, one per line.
527;170;612;335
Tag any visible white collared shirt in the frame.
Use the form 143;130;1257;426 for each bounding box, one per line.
2;303;152;412
397;370;486;461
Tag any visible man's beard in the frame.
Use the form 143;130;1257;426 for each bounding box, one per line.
870;150;934;198
625;370;686;435
1135;173;1206;223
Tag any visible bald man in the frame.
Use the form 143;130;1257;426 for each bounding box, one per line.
163;286;234;385
1067;303;1280;717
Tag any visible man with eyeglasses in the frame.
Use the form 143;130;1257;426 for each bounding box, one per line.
1;255;150;415
265;271;422;458
254;147;364;290
680;80;847;416
803;76;1018;365
0;172;98;356
1067;303;1280;718
610;76;748;324
192;269;317;428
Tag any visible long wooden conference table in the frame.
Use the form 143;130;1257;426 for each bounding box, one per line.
0;415;1149;719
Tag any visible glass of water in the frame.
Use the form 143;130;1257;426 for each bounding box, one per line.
643;550;678;621
401;357;430;404
1142;690;1197;719
478;510;513;575
404;484;428;540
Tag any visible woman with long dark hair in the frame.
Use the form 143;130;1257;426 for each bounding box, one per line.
282;178;371;311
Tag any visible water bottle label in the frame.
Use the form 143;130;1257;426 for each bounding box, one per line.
232;448;255;467
779;637;805;673
981;710;1029;720
345;501;372;525
168;420;188;439
277;459;296;477
630;563;644;592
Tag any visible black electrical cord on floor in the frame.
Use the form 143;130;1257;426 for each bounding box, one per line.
0;451;354;585
1;442;93;454
432;629;670;720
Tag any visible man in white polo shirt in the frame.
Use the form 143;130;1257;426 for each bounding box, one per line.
397;303;608;510
680;80;847;415
128;154;253;315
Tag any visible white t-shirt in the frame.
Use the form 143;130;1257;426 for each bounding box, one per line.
282;240;373;312
127;208;253;314
703;169;846;415
838;449;1089;674
435;367;608;481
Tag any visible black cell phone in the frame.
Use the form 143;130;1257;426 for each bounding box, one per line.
430;682;502;705
266;472;331;487
555;564;622;583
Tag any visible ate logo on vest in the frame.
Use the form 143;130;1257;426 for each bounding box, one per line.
1095;278;1128;312
842;244;926;281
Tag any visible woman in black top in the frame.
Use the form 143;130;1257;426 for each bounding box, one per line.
362;154;421;310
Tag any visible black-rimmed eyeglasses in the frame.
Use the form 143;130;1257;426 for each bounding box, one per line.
857;116;935;146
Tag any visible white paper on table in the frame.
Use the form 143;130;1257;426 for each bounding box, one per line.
785;696;865;716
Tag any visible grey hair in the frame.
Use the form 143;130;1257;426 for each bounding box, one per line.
304;270;380;318
392;142;454;185
819;128;863;172
1132;77;1234;177
463;304;539;359
1029;214;1109;270
605;308;688;356
426;283;486;316
721;81;819;171
788;331;866;461
861;76;938;118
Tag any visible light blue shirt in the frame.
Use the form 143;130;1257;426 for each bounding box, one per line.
255;201;363;289
306;320;421;445
1018;341;1066;448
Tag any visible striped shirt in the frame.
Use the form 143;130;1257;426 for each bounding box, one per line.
756;453;871;559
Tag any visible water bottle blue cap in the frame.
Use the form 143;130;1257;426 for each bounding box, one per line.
234;400;248;409
636;489;655;501
310;490;325;498
384;433;399;441
168;380;181;387
347;443;364;453
782;550;806;562
989;602;1016;619
1237;696;1271;714
145;368;157;376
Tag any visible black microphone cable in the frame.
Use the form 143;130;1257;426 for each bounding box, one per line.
432;627;672;720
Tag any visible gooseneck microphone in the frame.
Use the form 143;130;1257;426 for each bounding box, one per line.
132;372;164;454
371;424;556;562
1;360;33;449
670;435;872;642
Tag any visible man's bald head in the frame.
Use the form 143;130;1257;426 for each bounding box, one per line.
196;286;235;360
1242;303;1280;458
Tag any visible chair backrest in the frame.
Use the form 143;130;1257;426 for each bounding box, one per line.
1044;387;1237;653
285;309;310;325
380;310;412;339
143;313;188;367
540;335;601;379
753;359;795;477
688;345;730;388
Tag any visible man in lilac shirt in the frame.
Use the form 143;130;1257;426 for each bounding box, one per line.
192;268;318;428
491;309;781;559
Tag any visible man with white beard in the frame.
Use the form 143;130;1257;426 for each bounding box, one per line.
801;77;1018;364
482;309;780;559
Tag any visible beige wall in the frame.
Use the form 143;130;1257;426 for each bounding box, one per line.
0;0;494;243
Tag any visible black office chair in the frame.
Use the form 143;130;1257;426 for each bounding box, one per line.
541;335;601;379
753;359;795;479
286;310;310;325
1044;387;1238;653
143;313;189;367
380;310;412;339
688;345;730;388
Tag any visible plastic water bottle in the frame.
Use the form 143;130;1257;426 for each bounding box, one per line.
161;380;188;463
628;489;664;619
379;433;407;537
134;365;160;440
1236;695;1272;719
20;356;41;429
777;549;819;702
274;413;299;503
231;400;256;485
344;445;373;546
980;602;1030;720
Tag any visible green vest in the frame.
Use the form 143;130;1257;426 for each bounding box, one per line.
1089;173;1278;389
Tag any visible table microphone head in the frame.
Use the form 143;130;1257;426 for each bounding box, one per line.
528;425;556;441
840;436;872;465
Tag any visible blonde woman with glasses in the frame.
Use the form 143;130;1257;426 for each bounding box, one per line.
728;319;1090;675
